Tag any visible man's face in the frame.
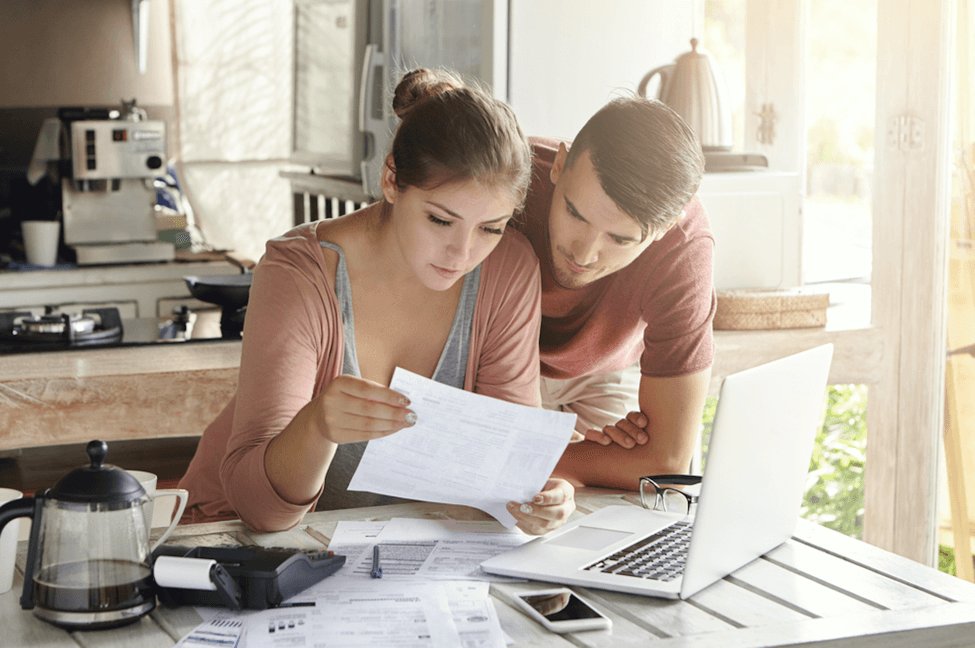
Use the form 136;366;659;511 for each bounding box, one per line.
547;145;664;289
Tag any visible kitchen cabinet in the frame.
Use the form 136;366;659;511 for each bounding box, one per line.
0;259;237;318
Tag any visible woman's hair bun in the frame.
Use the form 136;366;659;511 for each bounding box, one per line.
392;68;465;119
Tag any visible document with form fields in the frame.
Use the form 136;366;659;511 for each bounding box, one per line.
349;368;577;527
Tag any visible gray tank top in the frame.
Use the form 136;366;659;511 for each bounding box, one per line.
316;240;480;510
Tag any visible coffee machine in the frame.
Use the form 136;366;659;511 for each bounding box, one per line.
58;103;174;265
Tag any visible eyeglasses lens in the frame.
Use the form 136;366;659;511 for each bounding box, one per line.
639;479;658;509
660;488;689;514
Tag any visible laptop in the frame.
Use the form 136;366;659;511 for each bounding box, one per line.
481;344;833;599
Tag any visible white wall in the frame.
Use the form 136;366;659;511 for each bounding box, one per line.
0;0;173;108
508;0;697;139
172;0;293;263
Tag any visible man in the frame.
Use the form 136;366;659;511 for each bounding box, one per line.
512;97;714;490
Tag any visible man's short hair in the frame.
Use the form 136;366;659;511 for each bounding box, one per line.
566;97;705;239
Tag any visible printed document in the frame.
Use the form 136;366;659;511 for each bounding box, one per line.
349;368;576;526
239;581;504;648
302;518;528;588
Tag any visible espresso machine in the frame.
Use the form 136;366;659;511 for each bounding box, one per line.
58;104;174;265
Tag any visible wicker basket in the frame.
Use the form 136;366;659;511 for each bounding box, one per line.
714;288;829;330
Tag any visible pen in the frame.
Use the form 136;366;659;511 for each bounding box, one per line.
371;544;383;579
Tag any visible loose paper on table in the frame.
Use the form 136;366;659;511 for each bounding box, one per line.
349;368;576;527
302;518;528;586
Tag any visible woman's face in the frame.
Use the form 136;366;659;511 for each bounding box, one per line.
382;172;518;291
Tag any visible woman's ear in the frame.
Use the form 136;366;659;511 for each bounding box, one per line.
380;155;399;204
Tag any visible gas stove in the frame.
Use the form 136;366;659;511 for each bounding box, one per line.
0;306;224;354
0;307;123;352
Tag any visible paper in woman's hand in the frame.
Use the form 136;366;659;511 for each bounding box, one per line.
348;368;576;527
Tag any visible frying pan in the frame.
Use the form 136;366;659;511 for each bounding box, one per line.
183;274;252;311
184;253;255;338
183;251;256;311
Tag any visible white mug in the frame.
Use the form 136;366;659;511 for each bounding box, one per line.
126;470;188;551
0;487;24;594
21;220;60;266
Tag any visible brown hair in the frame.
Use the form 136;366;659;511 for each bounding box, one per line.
387;68;531;207
566;97;705;239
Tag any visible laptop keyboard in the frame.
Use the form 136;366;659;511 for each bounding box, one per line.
583;520;693;582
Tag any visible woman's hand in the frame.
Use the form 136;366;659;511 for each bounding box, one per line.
508;477;575;535
583;410;649;449
318;375;416;444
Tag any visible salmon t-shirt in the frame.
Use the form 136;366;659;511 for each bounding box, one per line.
513;138;716;380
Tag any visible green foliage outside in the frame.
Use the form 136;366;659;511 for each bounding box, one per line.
940;545;957;577
803;385;867;537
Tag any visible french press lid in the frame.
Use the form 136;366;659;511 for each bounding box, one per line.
47;440;146;505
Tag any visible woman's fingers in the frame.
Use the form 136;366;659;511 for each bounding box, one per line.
330;393;416;424
508;478;576;535
321;376;417;443
334;375;411;406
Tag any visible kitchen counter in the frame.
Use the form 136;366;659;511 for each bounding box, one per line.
0;341;241;452
0;283;881;453
0;255;240;319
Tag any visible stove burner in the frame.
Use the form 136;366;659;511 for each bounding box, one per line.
0;307;124;351
21;313;97;336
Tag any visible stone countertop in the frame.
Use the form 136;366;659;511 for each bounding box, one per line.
0;280;882;451
0;341;241;452
0;340;241;381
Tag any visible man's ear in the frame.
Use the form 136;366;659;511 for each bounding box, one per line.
380;155;399;204
651;212;683;242
550;142;570;185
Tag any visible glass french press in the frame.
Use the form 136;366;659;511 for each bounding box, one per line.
0;440;180;629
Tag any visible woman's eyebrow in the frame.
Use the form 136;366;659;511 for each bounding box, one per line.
427;201;464;219
427;201;512;224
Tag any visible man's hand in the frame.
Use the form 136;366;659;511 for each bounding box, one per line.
557;369;711;490
507;477;575;535
584;410;650;448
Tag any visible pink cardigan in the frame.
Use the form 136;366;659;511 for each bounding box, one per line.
180;221;542;531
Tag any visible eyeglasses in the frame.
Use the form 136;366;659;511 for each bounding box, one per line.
638;474;702;514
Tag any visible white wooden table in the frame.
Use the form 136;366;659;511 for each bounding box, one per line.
4;489;975;647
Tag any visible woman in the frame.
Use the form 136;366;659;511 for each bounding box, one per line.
180;69;574;534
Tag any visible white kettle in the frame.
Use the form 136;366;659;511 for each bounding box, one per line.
637;38;732;151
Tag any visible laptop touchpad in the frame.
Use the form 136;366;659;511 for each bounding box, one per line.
547;525;632;550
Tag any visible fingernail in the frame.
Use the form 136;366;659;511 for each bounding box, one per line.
405;412;417;425
624;439;634;448
507;501;518;510
533;495;544;504
400;396;410;406
638;434;649;444
520;504;533;514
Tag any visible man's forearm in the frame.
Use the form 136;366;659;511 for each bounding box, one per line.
554;369;711;490
556;437;693;490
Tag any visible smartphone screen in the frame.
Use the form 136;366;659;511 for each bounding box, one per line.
519;591;602;622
